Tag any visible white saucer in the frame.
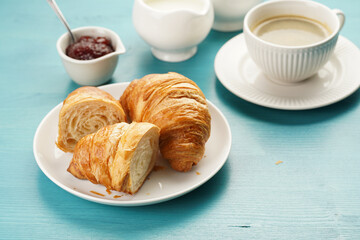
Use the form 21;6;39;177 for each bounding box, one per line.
214;34;360;110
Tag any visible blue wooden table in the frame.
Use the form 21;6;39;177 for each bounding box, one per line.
1;0;360;239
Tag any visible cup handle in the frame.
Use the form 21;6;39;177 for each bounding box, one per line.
333;9;345;31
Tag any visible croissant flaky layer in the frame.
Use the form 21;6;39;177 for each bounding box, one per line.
56;86;126;152
120;72;211;172
67;122;160;194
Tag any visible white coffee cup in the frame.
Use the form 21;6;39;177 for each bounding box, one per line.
243;0;345;84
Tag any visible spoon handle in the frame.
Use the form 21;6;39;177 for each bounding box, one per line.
47;0;75;43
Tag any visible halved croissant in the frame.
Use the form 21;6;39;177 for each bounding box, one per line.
67;122;160;194
56;86;126;152
120;72;211;172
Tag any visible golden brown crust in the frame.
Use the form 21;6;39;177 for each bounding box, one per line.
67;122;160;194
120;72;211;172
56;86;127;152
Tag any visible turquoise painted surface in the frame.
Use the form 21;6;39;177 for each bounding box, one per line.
0;0;360;239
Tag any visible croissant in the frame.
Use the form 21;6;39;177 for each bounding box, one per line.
56;86;126;152
120;72;211;172
67;122;160;194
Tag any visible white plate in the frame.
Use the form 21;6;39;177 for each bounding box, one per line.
33;83;231;206
214;34;360;110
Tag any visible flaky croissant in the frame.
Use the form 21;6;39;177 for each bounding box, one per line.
67;122;160;194
120;72;211;172
56;86;126;152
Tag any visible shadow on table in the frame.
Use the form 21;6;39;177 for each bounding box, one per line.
37;160;230;237
61;77;118;98
129;30;241;81
215;77;360;125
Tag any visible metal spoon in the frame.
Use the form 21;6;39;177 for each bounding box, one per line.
47;0;75;43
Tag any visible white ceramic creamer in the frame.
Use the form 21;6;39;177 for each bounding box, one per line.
133;0;214;62
146;0;205;12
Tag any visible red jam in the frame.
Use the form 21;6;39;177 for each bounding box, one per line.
66;36;114;60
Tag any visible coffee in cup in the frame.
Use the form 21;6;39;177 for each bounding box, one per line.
252;15;332;46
